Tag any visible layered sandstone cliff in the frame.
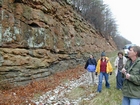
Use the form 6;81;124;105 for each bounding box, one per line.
0;0;116;86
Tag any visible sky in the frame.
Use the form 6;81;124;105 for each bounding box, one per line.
103;0;140;46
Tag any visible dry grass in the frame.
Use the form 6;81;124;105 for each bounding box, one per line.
0;65;85;105
0;51;121;105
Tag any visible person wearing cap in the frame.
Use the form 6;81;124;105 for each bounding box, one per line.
95;51;113;93
121;46;140;105
85;54;97;85
114;51;127;90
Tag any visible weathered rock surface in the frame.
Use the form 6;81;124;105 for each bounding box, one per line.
0;0;117;86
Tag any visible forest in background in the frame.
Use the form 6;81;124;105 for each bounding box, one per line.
0;1;129;104
65;0;131;49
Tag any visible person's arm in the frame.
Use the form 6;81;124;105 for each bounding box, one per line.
125;73;140;85
106;57;113;73
84;60;88;69
95;59;100;74
122;59;140;85
114;57;118;68
125;69;140;85
121;60;129;78
124;56;128;66
94;59;97;66
121;68;127;78
108;61;113;73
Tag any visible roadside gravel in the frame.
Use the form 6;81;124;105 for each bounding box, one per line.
32;71;98;105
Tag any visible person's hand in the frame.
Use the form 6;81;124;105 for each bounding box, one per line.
121;68;126;74
110;72;112;75
125;73;131;79
95;72;98;76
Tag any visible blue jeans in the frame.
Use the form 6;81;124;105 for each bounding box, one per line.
116;70;124;89
122;96;140;105
97;72;110;92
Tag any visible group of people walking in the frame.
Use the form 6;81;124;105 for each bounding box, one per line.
85;51;112;92
85;45;140;105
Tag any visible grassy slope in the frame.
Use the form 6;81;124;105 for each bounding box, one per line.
88;51;123;105
0;51;122;105
66;51;123;105
88;73;123;105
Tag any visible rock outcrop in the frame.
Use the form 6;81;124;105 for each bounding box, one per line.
0;0;116;86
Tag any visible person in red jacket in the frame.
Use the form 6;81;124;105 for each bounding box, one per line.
95;52;113;93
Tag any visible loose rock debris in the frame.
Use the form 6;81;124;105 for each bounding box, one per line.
32;72;98;105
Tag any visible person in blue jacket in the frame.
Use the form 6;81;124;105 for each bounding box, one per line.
85;54;97;85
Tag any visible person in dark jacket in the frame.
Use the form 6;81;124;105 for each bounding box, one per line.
85;54;97;85
121;46;140;105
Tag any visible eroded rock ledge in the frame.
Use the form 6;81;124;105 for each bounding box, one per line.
0;0;116;86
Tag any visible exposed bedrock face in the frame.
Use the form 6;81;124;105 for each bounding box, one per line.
0;0;117;86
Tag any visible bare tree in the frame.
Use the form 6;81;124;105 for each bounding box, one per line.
69;0;129;48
